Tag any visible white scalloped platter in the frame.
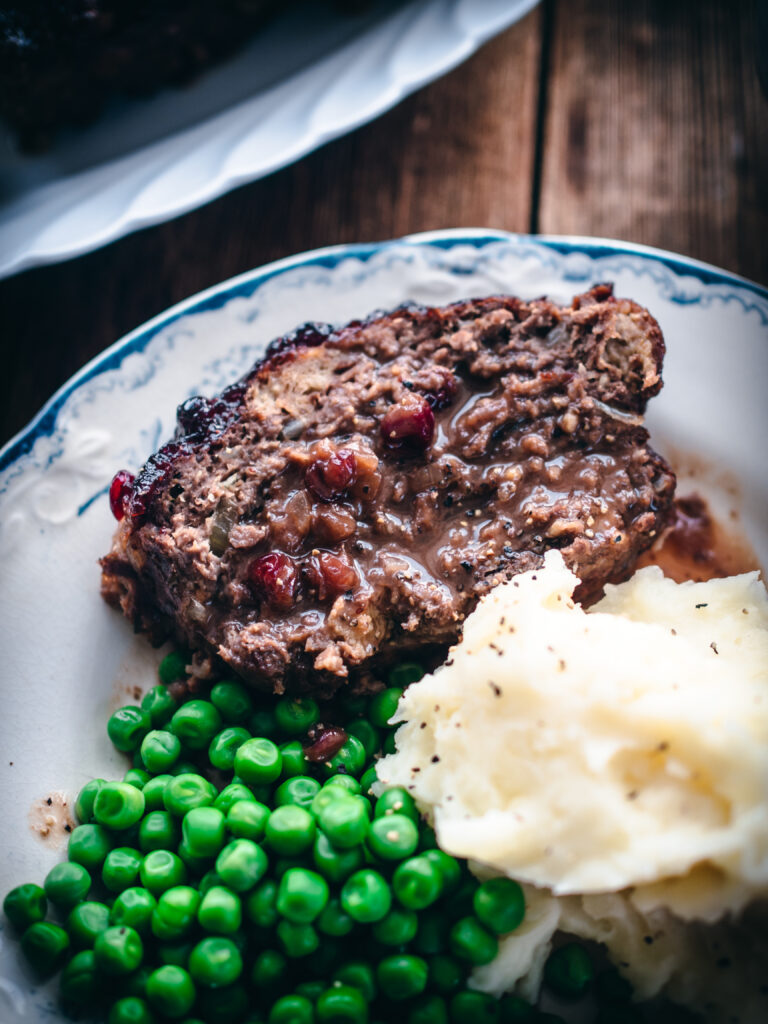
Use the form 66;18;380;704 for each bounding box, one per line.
0;231;766;1022
0;0;538;280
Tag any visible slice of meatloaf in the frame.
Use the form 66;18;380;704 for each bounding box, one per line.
101;284;676;694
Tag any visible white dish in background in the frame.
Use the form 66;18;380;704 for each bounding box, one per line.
0;230;766;1022
0;0;539;281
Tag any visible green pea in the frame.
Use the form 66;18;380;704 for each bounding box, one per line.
498;994;536;1022
141;730;181;773
170;700;223;750
318;795;368;849
43;860;91;909
103;848;143;893
21;920;70;975
374;787;418;821
158;650;188;685
197;885;242;934
189;936;243;986
109;706;153;753
367;814;419;861
140;850;187;896
274;696;320;736
345;720;381;760
543;942;593;998
155;939;194;968
295;979;326;1002
312;833;363;884
269;995;314;1024
142;684;178;727
275;775;321;809
177;838;211;874
110;888;157;934
94;925;143;976
414;909;447;955
447;877;477;918
317;897;355;937
382;731;397;756
276;920;318;958
368;687;405;728
66;900;110;948
409;995;449;1024
340;869;391;923
311;785;346;820
322;736;366;778
94;782;146;831
248;708;279;739
449;993;500;1024
108;996;155;1024
277;867;329;924
209;680;253;723
449;917;498;966
169;761;200;777
142;775;173;812
333;962;377;1002
216;838;268;892
473;877;525;935
391;663;428;688
392;856;443;910
390;663;424;687
214;783;257;814
359;765;378;796
124;768;152;790
376;954;428;1001
3;883;47;931
427;955;464;996
75;778;107;823
422;850;462;894
139;810;180;853
245;879;279;929
145;964;196;1018
372;906;418;946
182;806;226;858
325;775;362;795
209;727;251;771
234;737;282;785
164;774;216;816
60;949;102;1011
227;799;270;841
278;740;309;779
316;984;367;1023
151;886;200;941
266;805;316;856
250;947;288;989
68;823;112;870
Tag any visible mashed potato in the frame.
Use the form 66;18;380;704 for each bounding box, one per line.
376;552;768;1020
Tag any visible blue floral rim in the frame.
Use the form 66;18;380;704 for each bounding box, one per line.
2;229;766;477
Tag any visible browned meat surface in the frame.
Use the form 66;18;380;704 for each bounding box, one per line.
101;285;676;694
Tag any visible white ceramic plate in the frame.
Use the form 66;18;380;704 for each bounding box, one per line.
0;0;539;281
1;230;766;1022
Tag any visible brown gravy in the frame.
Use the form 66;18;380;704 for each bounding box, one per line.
636;494;760;583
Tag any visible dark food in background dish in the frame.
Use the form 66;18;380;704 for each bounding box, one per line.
101;286;676;694
0;1;364;152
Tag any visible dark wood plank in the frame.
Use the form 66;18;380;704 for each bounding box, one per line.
538;0;768;282
0;9;542;447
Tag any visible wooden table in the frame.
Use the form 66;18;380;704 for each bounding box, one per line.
1;0;765;446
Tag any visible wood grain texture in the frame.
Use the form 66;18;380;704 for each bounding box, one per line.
537;0;768;281
0;9;541;446
1;0;765;450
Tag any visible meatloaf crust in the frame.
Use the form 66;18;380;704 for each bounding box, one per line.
101;285;676;693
